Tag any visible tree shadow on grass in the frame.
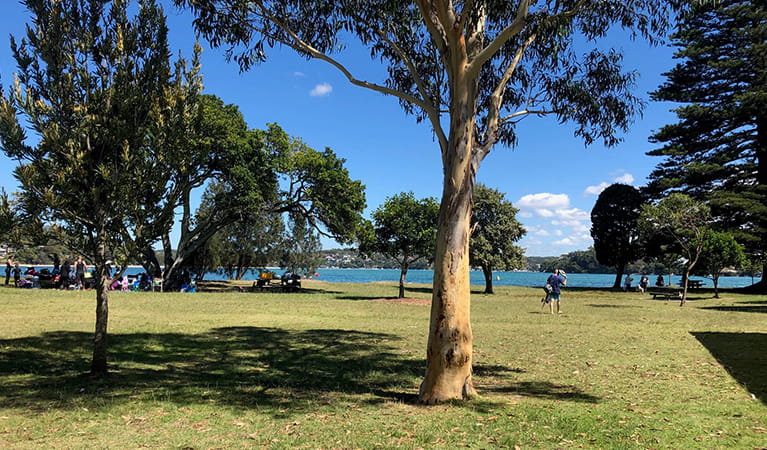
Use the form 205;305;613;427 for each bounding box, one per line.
0;327;600;414
478;381;600;403
700;304;767;314
691;331;767;405
0;327;426;415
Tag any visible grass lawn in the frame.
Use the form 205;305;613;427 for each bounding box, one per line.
1;280;765;448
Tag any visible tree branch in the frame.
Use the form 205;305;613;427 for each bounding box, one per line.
478;32;537;158
375;26;447;153
466;0;532;79
249;3;432;114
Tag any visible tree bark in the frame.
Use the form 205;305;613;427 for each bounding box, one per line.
419;83;478;403
398;262;408;299
482;265;494;294
613;264;626;289
91;236;110;375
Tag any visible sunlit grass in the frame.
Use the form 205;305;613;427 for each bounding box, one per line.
1;281;765;448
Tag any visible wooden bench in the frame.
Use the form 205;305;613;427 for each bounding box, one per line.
687;279;705;289
647;288;683;300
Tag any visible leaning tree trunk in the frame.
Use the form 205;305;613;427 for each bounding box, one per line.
482;265;494;294
419;91;478;403
91;236;110;375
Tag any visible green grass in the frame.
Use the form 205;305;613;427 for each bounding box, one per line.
1;281;765;448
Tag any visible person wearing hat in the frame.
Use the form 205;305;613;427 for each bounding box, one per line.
547;269;568;314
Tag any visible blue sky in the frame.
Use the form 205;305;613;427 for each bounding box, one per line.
0;3;680;257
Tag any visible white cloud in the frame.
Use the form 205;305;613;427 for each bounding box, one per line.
534;229;551;237
613;173;635;184
555;208;590;221
584;182;609;196
554;237;577;246
293;71;305;77
583;172;636;196
518;193;570;210
310;82;333;97
537;209;556;218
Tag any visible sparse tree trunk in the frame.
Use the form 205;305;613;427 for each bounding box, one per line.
482;265;494;294
91;235;110;375
712;274;720;298
398;262;408;298
419;88;478;403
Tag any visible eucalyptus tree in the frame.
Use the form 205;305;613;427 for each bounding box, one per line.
175;0;693;402
0;0;200;374
639;193;711;306
469;184;526;294
645;0;767;290
360;192;440;299
590;184;645;289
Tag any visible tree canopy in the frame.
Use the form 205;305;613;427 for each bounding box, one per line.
175;0;692;403
590;184;644;288
360;192;439;299
0;0;200;374
644;0;767;287
469;184;526;294
695;230;745;298
639;193;711;305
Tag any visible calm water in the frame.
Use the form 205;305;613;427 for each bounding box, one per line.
19;265;758;288
212;268;757;289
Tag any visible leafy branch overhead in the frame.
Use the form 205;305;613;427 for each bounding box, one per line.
175;0;679;160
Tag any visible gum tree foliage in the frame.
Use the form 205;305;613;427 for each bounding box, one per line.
639;193;711;306
590;184;645;289
644;0;767;290
0;0;199;374
360;192;440;299
469;184;525;294
175;0;692;402
694;230;745;298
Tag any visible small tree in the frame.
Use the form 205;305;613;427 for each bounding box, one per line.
469;184;526;294
361;192;439;298
591;184;644;288
0;0;199;374
696;231;745;298
639;193;711;305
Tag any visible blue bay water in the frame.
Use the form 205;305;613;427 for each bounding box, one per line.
20;265;757;288
209;268;757;289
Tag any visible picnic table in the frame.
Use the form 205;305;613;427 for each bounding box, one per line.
687;279;705;289
647;287;683;300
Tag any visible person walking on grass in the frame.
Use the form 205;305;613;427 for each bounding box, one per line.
547;269;567;315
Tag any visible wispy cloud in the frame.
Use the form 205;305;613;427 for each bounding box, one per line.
310;82;333;97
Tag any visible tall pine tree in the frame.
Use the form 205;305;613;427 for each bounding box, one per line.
645;0;767;290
